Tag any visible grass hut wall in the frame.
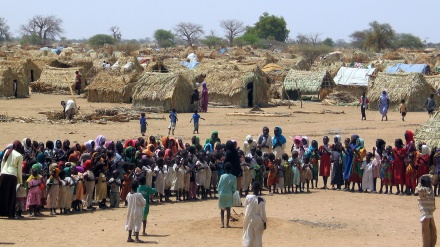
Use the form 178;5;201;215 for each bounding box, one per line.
35;66;85;93
415;111;440;148
86;70;140;103
283;70;334;100
0;59;41;97
0;67;20;97
132;72;194;112
195;62;269;108
424;75;440;93
367;73;433;112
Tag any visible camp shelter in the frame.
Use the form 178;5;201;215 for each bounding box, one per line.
195;61;270;108
333;67;376;97
132;71;195;112
425;75;440;92
368;72;433;112
0;67;21;97
415;111;440;148
35;66;85;93
386;63;430;74
0;59;41;97
283;70;334;100
86;70;140;103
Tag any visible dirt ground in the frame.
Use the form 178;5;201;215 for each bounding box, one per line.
0;92;436;246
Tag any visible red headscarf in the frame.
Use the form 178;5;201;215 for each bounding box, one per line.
83;160;92;171
164;149;173;159
405;130;414;145
124;139;132;149
4;140;22;161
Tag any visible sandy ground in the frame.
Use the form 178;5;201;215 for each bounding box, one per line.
0;92;436;246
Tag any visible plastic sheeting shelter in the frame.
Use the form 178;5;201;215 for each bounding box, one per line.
385;63;430;74
333;67;376;86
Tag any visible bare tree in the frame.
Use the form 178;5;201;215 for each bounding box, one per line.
109;26;122;42
220;19;245;46
19;15;63;45
174;22;204;46
296;33;321;45
0;17;11;42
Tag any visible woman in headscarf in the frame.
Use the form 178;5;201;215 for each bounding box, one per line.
379;91;390;121
201;82;209;112
272;127;286;159
22;138;32;160
0;140;24;218
393;138;406;195
417;144;430;181
224;140;242;193
243;135;257;157
191;136;203;151
257;127;272;154
95;135;106;151
344;135;358;191
349;138;366;192
124;139;133;149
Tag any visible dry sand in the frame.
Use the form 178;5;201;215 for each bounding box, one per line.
0;92;435;246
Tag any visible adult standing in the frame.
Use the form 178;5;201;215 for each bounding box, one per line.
358;92;369;121
256;127;272;154
74;71;82;95
272;127;286;159
242;181;267;247
425;94;436;116
217;162;237;228
224;140;242;195
201;82;209;112
242;135;257;157
379;91;390;121
0;140;24;218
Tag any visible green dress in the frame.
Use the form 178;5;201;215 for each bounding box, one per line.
217;173;237;208
283;161;293;187
137;185;157;220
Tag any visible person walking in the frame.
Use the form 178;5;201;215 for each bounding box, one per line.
425;94;436;116
357;92;369;121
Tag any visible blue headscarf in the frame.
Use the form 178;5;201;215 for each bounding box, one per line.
272;126;287;147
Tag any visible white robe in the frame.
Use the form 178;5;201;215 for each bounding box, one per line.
196;161;207;186
361;160;374;191
125;192;146;232
171;164;185;191
154;167;165;195
164;165;174;189
243;195;267;247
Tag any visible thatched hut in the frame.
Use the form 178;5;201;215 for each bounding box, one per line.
415;111;440;148
195;61;270;108
425;75;440;92
368;73;433;112
0;67;21;97
34;66;85;93
0;59;41;84
86;70;140;103
283;70;334;100
132;72;194;112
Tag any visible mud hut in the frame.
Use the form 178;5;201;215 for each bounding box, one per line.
0;67;22;97
415;111;440;148
132;72;194;112
0;59;41;84
283;70;334;100
368;73;433;112
86;70;140;103
34;66;85;93
195;61;270;108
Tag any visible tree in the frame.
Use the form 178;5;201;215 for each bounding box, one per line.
109;26;122;42
0;17;11;42
393;33;424;49
174;22;204;46
350;30;368;49
88;34;115;47
154;29;175;48
241;33;260;45
296;44;333;70
296;33;321;45
19;15;63;45
20;33;42;46
350;21;395;51
199;35;225;49
322;38;334;47
220;19;245;46
246;12;289;42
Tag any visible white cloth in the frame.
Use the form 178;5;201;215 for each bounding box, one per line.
154;167;165;195
164;165;174;189
243;140;257;157
196;161;207;186
0;150;23;184
64;99;76;113
361;160;374;191
243;195;267;247
125;192;146;232
273;145;286;159
171;164;185;191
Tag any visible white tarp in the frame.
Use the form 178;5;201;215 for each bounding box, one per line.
333;67;376;86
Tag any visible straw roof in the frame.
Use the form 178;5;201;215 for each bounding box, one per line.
284;70;334;95
368;72;433;112
0;67;16;97
132;72;194;112
415;111;440;149
36;66;85;92
425;75;440;92
194;59;270;107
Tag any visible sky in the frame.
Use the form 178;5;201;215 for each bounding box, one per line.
2;0;440;43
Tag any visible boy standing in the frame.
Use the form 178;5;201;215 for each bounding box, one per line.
190;110;205;134
140;113;148;136
137;176;157;236
416;174;437;247
400;99;407;121
125;180;146;243
168;109;178;135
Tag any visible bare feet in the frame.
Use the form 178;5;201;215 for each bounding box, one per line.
127;238;134;242
134;239;144;243
142;232;148;236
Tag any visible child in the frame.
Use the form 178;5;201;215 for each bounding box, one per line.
243;181;267;247
196;151;208;199
282;153;293;193
304;140;320;189
275;158;284;194
254;158;264;195
125;180;146;243
46;168;60;216
400;99;407;121
190;110;205;134
266;153;278;194
95;163;108;209
137;176;157;236
217;162;237;228
168;109;178;135
291;151;302;193
405;152;417;195
302;156;313;193
153;158;165;202
379;146;394;194
361;152;374;192
108;170;122;208
140;113;148;136
26;168;42;217
415;174;437;247
16;182;27;219
57;170;67;214
319;136;332;190
330;143;344;190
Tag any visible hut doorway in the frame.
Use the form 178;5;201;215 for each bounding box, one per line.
247;82;254;107
30;70;34;82
284;89;300;100
13;80;17;97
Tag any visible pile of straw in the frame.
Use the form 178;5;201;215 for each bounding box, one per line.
415;111;440;148
322;91;358;105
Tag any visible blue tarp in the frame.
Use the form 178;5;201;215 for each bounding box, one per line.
386;63;430;74
219;48;227;54
180;61;200;69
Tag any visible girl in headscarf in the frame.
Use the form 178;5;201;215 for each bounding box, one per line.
83;160;96;210
331;142;344;190
373;139;386;193
417;144;430;181
201;82;209;112
291;136;302;157
45;141;55;160
95;135;106;151
272;127;286;159
379;146;394;194
300;136;309;158
379;91;390;121
22;138;32;159
343;135;358;191
257;127;272;154
46;167;61;215
94;162;108;209
319;136;332;189
349;138;366;192
304;140;320;189
393;138;406;195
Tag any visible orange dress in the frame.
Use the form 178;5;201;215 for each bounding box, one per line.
267;162;279;186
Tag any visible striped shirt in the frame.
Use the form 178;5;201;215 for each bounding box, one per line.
416;185;436;221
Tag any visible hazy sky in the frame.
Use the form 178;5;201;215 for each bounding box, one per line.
2;0;440;43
